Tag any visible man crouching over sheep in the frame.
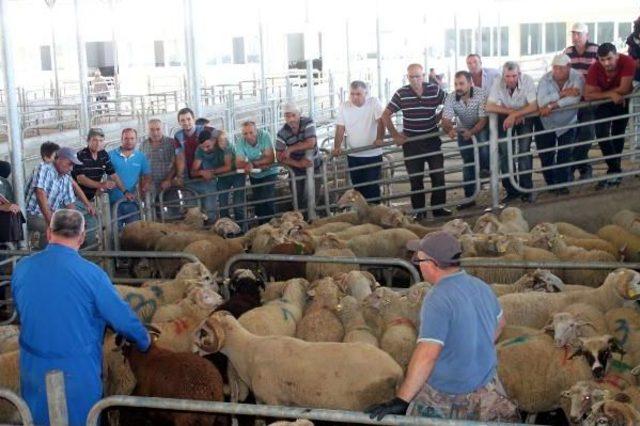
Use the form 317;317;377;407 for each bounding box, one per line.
11;209;150;425
366;231;518;421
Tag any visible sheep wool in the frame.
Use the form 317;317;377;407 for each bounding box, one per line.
598;224;640;263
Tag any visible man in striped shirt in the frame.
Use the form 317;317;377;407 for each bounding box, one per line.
564;22;598;180
382;63;451;219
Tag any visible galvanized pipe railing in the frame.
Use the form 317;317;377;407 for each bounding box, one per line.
0;388;34;426
224;253;421;284
460;259;640;270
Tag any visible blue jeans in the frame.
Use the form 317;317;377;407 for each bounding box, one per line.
347;155;382;202
113;200;140;230
457;134;484;198
250;173;277;224
498;118;533;196
537;128;576;186
75;202;98;248
217;174;246;224
185;179;217;221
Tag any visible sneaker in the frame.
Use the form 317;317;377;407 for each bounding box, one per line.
432;208;453;217
609;177;622;187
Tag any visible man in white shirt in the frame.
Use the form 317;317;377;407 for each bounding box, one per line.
333;80;385;202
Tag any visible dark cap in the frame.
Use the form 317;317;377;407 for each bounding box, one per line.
197;128;221;144
56;147;83;165
87;127;105;140
407;231;462;267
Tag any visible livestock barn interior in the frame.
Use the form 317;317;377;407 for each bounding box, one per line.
2;0;640;425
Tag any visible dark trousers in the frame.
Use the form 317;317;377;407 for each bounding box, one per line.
291;166;322;218
457;133;485;198
537;128;576;186
217;174;246;223
402;136;445;211
572;106;596;175
595;102;629;174
250;173;277;224
498;117;533;196
347;155;382;202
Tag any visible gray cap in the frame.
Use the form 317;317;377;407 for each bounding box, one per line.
407;231;462;267
56;147;82;165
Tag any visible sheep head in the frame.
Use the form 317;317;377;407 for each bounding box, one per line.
513;269;564;293
175;262;215;287
186;287;224;313
336;189;367;209
334;270;378;301
568;335;625;379
561;381;612;424
441;219;472;238
315;233;347;250
280;211;306;225
607;269;640;301
380;209;409;228
212;217;242;237
193;311;230;355
499;207;527;228
545;312;595;347
473;213;501;234
586;400;640;426
182;207;208;228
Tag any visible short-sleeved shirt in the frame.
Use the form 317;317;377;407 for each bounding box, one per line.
418;271;502;395
471;68;501;91
386;82;445;136
275;116;321;171
487;73;537;110
140;136;176;191
586;53;636;91
537;69;584;135
442;87;487;130
564;42;599;78
173;125;210;178
72;148;116;201
107;148;150;204
25;163;76;217
194;144;236;171
235;129;279;179
336;97;384;157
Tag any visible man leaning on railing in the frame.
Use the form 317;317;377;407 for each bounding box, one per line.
485;61;538;204
536;54;583;195
140;118;178;195
584;42;634;189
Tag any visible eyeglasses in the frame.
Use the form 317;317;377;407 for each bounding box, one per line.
411;253;436;267
408;74;424;79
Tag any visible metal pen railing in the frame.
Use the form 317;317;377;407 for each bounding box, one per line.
0;388;34;426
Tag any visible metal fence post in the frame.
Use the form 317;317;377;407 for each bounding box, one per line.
270;98;279;141
489;113;500;210
306;61;315;118
226;90;235;136
46;370;69;426
305;150;317;221
329;71;335;119
285;75;293;101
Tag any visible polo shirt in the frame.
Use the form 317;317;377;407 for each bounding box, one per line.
586;53;635;91
487;73;537;110
386;82;445;136
418;271;502;395
140;136;176;190
336;97;384;157
235;129;279;179
72;148;116;201
173;125;210;178
25;163;76;216
194;144;236;171
537;68;584;136
442;87;487;129
275;117;321;170
107;148;150;204
564;42;599;77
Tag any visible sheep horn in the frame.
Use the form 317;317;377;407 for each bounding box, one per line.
145;324;162;338
602;400;637;426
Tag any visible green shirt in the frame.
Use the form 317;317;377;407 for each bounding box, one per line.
235;129;279;179
194;144;236;172
0;177;15;203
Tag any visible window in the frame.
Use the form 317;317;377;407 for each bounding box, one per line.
586;23;596;40
444;28;456;57
85;41;115;68
232;37;245;64
40;45;52;71
459;29;473;56
154;41;165;67
481;27;491;57
520;23;542;55
287;33;305;64
598;22;614;44
493;26;509;56
618;22;632;42
545;22;567;53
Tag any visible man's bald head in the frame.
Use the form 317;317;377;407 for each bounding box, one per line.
48;209;85;248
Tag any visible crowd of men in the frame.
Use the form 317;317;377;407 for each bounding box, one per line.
0;22;637;250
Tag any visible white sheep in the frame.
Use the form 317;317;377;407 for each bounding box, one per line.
561;380;640;424
545;303;607;347
0;350;19;423
337;295;379;347
347;228;418;258
0;325;19;354
334;270;378;302
151;287;223;323
295;278;345;342
613;209;640;237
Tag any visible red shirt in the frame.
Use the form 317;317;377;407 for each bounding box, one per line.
586;53;635;91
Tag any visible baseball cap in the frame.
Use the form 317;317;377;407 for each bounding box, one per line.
87;127;105;139
282;102;300;114
406;231;462;267
551;54;572;67
57;147;83;165
197;128;222;144
571;23;588;34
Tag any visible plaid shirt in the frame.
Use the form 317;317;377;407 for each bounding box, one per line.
25;163;76;216
140;136;175;191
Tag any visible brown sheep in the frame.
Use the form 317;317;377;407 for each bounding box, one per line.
336;189;409;228
347;228;418;258
306;234;357;281
598;224;640;263
296;277;345;342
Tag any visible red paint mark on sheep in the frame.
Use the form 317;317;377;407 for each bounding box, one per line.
173;318;190;335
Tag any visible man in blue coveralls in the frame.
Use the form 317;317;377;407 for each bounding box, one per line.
11;209;150;425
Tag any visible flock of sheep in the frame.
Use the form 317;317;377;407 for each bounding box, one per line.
2;189;640;425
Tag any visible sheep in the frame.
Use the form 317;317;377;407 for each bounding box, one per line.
440;218;472;238
336;189;408;228
613;209;640;237
499;269;640;329
347;228;418;259
183;237;244;275
337;295;379;347
116;331;224;426
306;221;353;235
262;281;288;303
153;314;212;352
598;224;640;263
0;325;19;354
334;270;378;302
606;307;640;367
153;231;224;277
306;234;357;281
216;270;265;319
545;303;607;347
151;287;223;323
585;399;640;425
238;278;308;337
549;235;617;288
309;211;359;227
564;236;621;259
555;222;598;239
296;277;344;342
173;261;215;283
490;268;565;297
497;325;542;343
102;332;137;399
561;380;640;424
330;223;383;241
499;207;529;233
249;224;288;254
193;311;404;410
459;233;501;258
0;350;19;424
212;217;242;237
268;420;314;426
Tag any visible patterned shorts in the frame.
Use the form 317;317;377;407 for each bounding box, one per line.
407;375;519;422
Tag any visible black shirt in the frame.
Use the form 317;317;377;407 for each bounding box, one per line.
72;148;116;201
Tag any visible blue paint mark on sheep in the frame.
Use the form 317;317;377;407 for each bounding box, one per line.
500;335;530;347
125;293;158;319
615;319;630;347
281;307;294;321
148;285;164;299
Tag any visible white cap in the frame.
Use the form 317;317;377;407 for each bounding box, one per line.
551;54;572;67
571;23;588;33
282;102;300;114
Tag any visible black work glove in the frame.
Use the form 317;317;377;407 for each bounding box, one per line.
365;397;409;421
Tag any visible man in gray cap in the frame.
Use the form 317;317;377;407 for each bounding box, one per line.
24;147;84;249
366;231;517;422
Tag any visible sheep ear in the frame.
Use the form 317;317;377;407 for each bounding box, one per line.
560;390;571;398
607;336;626;356
631;365;640;376
568;347;583;360
543;318;554;333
